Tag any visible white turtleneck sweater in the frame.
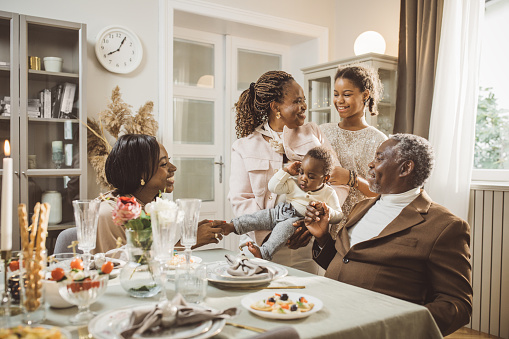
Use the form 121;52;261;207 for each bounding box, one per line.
348;187;421;247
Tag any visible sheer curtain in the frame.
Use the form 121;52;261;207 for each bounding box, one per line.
426;0;484;220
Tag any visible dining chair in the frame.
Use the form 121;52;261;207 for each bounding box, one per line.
53;227;83;254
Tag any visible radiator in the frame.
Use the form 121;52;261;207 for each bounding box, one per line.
469;185;509;338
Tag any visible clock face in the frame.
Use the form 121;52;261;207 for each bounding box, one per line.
95;26;143;74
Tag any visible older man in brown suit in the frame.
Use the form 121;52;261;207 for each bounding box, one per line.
305;134;472;337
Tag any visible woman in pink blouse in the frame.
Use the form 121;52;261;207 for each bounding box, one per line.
228;71;348;274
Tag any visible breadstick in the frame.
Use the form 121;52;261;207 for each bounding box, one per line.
18;204;29;258
28;202;41;260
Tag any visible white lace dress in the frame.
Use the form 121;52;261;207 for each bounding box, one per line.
320;123;387;237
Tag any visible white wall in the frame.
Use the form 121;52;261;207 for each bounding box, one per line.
333;0;400;60
0;0;401;198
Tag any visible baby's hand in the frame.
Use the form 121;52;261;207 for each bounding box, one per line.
313;201;326;216
285;161;301;176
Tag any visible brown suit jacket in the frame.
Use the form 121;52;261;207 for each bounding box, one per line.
314;190;473;336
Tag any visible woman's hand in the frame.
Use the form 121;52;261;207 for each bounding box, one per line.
287;220;312;249
193;219;225;248
285;161;301;176
328;166;350;186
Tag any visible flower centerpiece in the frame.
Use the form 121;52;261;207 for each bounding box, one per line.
113;196;161;298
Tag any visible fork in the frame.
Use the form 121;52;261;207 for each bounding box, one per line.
226;322;266;333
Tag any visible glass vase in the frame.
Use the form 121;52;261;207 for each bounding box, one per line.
119;229;160;298
19;250;47;324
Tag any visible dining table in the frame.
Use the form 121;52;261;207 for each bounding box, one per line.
42;248;443;339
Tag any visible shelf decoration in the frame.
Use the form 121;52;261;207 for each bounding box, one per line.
86;86;158;189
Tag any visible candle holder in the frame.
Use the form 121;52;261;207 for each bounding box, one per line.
1;250;12;328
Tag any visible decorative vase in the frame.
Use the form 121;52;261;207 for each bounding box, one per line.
41;191;62;224
119;229;160;298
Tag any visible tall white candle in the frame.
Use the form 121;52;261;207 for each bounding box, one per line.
1;140;13;250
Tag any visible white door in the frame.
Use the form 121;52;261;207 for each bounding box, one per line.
171;28;225;228
223;36;289;251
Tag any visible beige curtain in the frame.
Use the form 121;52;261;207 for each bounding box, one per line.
393;0;444;138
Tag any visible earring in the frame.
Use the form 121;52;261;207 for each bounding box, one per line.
276;111;281;119
140;178;145;186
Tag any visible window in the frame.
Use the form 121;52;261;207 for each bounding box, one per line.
472;0;509;181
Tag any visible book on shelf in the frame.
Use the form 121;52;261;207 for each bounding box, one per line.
60;82;77;116
51;84;63;118
44;89;51;118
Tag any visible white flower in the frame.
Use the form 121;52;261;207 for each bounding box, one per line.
146;197;179;224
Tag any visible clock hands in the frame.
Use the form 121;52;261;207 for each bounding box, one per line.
107;37;127;56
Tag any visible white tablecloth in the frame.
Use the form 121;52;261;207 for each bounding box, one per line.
43;248;442;339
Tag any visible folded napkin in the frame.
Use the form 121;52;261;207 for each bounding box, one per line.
121;294;238;339
225;254;273;278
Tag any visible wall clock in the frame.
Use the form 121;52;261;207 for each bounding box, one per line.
95;25;143;74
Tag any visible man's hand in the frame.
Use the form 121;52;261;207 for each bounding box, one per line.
304;202;330;241
287;219;312;249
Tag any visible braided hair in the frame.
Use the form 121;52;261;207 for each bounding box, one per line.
335;64;383;116
234;71;294;138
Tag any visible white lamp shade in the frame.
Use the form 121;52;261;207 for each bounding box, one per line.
354;31;386;56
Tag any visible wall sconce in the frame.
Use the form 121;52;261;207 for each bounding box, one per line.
197;75;214;88
354;31;386;56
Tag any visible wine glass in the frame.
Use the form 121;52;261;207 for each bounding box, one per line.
58;274;108;324
176;199;201;266
72;200;100;273
151;205;179;301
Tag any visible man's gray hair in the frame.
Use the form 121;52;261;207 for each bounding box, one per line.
390;133;435;188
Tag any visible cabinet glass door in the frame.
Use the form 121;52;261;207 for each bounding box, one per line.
375;68;397;135
308;76;332;125
0;15;12;170
19;15;85;236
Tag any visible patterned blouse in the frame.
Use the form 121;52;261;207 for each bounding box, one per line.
320;123;387;237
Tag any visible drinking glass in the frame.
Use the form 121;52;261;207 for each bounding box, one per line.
58;274;108;324
176;199;201;266
72;200;100;273
151;209;179;301
175;264;207;303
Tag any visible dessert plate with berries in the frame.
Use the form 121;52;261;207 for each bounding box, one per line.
241;291;323;320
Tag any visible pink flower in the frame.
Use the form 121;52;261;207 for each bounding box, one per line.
112;196;142;226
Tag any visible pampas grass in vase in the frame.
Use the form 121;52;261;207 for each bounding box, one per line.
86;86;158;189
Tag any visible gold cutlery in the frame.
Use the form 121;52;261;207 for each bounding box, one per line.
226;322;266;333
230;285;305;290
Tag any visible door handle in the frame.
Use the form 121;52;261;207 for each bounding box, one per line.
214;156;224;183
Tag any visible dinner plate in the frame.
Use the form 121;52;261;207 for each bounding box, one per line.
47;255;125;279
88;303;225;339
3;325;72;339
165;255;203;268
241;290;323;320
212;264;270;281
206;260;288;287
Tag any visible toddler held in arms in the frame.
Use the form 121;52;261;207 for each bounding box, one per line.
221;146;343;260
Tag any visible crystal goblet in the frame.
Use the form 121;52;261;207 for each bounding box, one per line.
72;200;100;274
150;203;179;301
176;199;201;266
58;274;108;324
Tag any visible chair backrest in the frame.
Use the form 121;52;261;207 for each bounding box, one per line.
53;227;83;254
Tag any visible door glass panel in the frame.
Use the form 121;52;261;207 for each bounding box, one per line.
173;39;214;88
173;98;214;145
29;176;80;226
172;157;214;202
308;77;331;125
237;49;281;90
27;120;79;169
